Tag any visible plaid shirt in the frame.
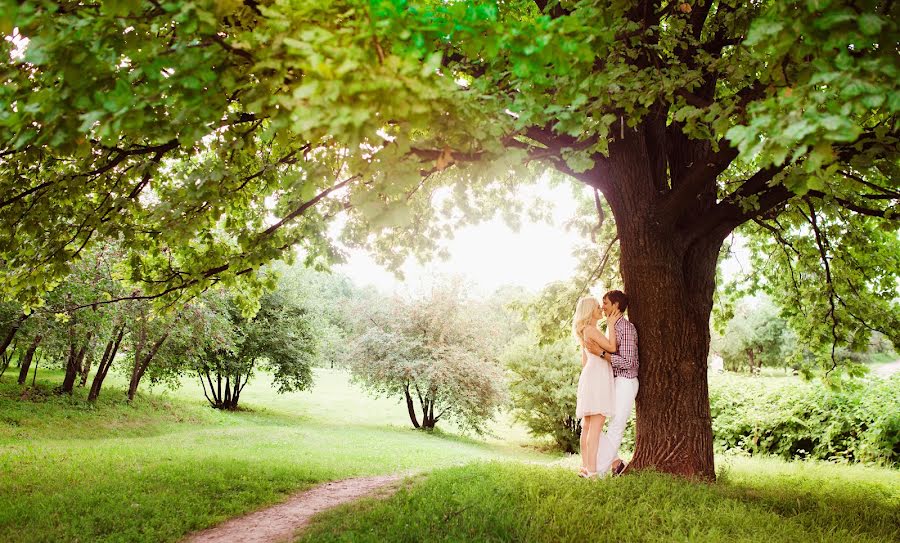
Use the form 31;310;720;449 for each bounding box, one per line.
610;318;639;379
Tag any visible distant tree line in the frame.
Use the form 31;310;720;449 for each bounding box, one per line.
0;246;354;409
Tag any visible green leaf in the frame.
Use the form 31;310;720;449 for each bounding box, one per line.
857;14;884;36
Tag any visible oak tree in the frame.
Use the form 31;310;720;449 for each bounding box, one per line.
2;0;897;478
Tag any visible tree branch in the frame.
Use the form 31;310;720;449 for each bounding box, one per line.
532;0;572;18
800;200;840;372
0;181;55;210
839;170;900;199
657;144;739;226
806;190;899;220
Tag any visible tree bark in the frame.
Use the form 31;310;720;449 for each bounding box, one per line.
31;352;40;386
205;371;218;407
17;335;42;385
577;122;719;480
420;397;436;429
203;371;245;410
621;238;718;480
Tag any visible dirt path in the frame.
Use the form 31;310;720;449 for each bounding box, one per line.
874;359;900;377
182;474;408;543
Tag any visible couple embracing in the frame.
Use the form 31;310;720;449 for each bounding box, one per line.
573;290;639;478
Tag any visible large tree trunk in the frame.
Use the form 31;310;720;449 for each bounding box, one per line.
620;236;719;480
17;335;42;385
584;121;719;480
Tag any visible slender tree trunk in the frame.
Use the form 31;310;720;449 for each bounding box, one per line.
404;382;420;428
60;342;78;393
231;373;241;409
223;375;232;408
17;335;42;385
234;370;252;408
420;398;436;429
79;348;94;387
0;339;15;380
205;371;245;410
199;371;215;407
88;324;125;402
31;352;40;386
127;331;169;401
204;371;219;407
746;349;757;374
61;333;92;394
0;314;26;362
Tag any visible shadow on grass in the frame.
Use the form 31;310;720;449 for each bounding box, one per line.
716;478;900;542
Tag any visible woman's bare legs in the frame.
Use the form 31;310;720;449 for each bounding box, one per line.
584;414;606;474
580;417;592;473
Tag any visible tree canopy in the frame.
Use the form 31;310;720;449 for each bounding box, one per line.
2;0;895;349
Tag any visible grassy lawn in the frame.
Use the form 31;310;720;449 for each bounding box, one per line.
298;460;900;543
2;367;897;543
0;368;553;543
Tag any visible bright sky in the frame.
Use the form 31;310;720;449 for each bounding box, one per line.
334;176;588;297
333;177;751;298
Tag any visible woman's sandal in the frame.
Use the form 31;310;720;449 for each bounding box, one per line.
578;469;599;479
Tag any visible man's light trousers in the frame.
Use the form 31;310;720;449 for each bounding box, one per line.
597;377;639;474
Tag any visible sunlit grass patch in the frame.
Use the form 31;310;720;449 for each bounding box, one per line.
0;369;553;543
298;461;899;543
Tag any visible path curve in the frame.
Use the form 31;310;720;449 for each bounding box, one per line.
182;474;407;543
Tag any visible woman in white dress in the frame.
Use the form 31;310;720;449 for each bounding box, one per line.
573;296;620;477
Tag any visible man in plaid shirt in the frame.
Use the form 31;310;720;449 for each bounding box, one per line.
596;290;639;476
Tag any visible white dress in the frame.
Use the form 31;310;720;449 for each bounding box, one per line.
575;345;615;419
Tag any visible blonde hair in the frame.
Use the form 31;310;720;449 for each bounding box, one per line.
572;297;600;343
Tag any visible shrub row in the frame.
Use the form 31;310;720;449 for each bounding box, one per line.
708;374;900;465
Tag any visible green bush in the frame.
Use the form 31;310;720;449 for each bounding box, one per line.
502;338;582;453
709;374;900;465
502;339;896;466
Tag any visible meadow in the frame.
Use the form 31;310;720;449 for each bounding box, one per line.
1;367;897;543
0;367;550;543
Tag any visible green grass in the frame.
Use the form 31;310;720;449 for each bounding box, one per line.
3;367;898;543
298;460;900;543
0;367;552;543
